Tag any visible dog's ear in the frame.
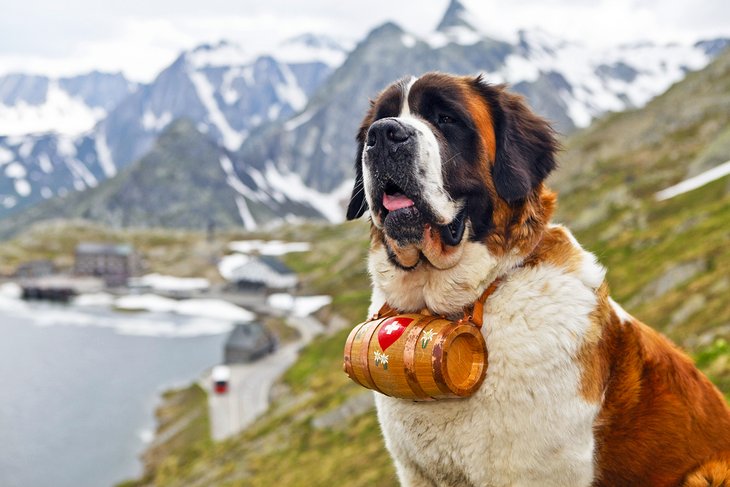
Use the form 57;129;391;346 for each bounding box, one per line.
346;108;375;220
345;140;366;220
474;79;558;203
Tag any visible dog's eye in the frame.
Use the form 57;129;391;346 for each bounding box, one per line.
438;114;454;125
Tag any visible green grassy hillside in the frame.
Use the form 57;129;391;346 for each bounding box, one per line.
551;47;730;394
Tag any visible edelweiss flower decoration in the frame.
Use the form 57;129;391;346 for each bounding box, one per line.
421;329;437;349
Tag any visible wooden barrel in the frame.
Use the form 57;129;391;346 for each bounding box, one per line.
343;313;488;400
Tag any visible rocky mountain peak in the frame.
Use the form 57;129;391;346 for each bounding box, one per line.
281;33;346;52
436;0;475;33
365;21;405;41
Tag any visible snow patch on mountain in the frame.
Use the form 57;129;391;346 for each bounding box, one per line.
500;29;711;127
284;108;317;132
428;26;481;48
264;162;350;223
56;136;76;158
18;138;34;158
273;34;349;67
95;129;117;178
64;157;98;189
0;80;106;136
0;146;12;165
608;43;708;107
234;195;257;230
38;153;53;173
218;155;267;202
14;179;31;197
2;196;17;208
220;67;246;104
142;110;173;131
186;35;348;70
655;160;730;201
188;70;244;151
401;34;417;48
274;64;308;112
4;162;25;178
187;42;250;69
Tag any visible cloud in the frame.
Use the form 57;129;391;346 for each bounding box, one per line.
0;0;727;82
463;0;730;46
0;0;444;81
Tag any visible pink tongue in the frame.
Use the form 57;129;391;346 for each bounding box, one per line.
383;193;414;211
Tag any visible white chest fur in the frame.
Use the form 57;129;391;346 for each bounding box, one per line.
373;262;603;487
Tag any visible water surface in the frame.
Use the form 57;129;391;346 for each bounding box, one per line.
0;301;230;487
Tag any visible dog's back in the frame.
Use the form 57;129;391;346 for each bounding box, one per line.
580;259;730;485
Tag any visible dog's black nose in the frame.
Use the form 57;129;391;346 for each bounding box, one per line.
366;118;411;148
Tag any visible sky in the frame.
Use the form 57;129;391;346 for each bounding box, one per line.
1;0;728;82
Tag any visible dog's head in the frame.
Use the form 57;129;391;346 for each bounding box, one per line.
347;73;558;311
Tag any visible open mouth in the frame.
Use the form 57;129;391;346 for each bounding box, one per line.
379;178;466;247
440;205;466;246
382;179;415;212
380;179;423;245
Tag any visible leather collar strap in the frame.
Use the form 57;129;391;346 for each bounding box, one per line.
374;278;502;328
466;278;501;327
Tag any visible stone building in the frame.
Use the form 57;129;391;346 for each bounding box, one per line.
14;259;55;279
224;322;277;363
74;243;140;287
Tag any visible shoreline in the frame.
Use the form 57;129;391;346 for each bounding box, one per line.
118;301;332;485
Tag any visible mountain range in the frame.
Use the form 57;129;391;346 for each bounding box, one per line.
0;0;728;233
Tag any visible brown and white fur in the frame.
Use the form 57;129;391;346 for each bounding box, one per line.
346;72;730;486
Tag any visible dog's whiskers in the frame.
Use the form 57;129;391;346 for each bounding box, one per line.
443;152;462;165
348;184;368;216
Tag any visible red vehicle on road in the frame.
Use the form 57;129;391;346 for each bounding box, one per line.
212;365;231;394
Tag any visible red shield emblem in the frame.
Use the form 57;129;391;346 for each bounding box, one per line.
378;317;413;351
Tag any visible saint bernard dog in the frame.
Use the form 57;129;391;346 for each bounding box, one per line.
345;72;730;487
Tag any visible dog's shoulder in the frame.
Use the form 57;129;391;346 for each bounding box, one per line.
482;225;606;390
529;230;730;486
523;223;605;289
488;224;607;352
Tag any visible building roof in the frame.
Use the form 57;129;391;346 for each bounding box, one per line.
227;256;298;288
76;243;134;256
225;323;273;351
257;255;294;275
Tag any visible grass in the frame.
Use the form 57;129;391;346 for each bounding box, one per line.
572;169;730;343
696;339;730;401
264;316;301;344
118;384;213;487
0;219;229;281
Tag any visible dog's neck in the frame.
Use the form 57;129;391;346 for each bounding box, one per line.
368;230;524;318
368;187;556;317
